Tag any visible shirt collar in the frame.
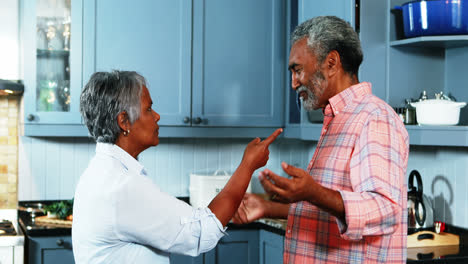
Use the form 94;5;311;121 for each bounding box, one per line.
324;82;372;116
96;142;147;176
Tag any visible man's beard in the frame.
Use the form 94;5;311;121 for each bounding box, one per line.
296;70;327;111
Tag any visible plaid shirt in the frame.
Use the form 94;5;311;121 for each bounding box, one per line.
284;82;409;263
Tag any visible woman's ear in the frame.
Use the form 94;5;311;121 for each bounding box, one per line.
117;111;130;132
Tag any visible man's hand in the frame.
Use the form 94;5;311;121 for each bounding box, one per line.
259;162;316;204
241;128;282;171
232;193;268;224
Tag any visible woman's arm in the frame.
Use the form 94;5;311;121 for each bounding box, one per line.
208;128;282;226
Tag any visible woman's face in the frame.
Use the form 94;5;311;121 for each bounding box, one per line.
128;85;160;152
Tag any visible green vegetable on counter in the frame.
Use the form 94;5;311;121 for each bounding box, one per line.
43;199;74;220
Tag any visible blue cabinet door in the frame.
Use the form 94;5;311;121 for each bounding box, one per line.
298;0;354;24
170;253;205;264
259;230;284;264
29;236;74;264
82;0;192;126
192;0;286;127
204;229;259;264
21;0;83;130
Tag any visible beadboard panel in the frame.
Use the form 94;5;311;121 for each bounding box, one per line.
407;146;468;228
18;137;314;200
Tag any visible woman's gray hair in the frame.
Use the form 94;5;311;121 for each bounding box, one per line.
80;70;146;143
291;16;363;77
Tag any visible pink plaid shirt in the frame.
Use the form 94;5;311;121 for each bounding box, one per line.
283;82;409;263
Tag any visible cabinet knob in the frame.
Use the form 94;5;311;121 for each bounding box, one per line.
183;116;190;124
56;239;64;246
193;117;202;124
27;114;35;121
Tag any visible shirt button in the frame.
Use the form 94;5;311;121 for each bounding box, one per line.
287;229;291;234
336;111;339;114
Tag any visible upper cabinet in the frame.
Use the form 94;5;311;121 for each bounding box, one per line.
21;0;286;137
82;0;192;127
82;0;286;137
386;0;468;146
21;0;86;136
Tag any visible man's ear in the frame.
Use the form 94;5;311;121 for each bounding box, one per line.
324;50;341;77
117;111;130;132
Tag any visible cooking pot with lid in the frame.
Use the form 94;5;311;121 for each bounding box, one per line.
408;170;434;234
410;99;466;125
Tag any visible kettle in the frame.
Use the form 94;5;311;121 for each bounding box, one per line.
407;170;434;234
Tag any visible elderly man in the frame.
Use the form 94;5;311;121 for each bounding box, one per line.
233;16;409;263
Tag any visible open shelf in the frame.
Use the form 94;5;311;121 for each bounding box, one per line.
390;35;468;49
36;49;70;57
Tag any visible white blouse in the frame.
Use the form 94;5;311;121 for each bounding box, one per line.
72;143;226;264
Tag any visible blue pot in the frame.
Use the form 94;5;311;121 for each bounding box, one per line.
401;0;468;38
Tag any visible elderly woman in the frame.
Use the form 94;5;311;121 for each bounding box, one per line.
72;70;281;264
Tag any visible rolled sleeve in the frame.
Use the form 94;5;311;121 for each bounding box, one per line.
336;112;407;241
172;207;227;256
114;175;226;257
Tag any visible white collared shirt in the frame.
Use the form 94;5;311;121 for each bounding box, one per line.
72;143;226;264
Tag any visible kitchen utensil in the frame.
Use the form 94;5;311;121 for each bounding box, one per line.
407;230;459;248
408;170;434;234
399;0;468;38
410;99;466;125
189;170;252;208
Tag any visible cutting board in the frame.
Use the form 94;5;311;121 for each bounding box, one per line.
35;215;72;227
408;231;459;248
407;245;459;260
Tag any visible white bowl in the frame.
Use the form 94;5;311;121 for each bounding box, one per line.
410;100;466;125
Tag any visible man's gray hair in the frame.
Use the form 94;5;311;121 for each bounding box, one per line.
80;70;146;143
291;16;363;77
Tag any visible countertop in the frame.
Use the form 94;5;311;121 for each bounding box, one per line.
407;225;468;263
18;198;287;237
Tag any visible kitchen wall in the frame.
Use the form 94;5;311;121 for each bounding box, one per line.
18;137;315;199
0;0;20;209
407;146;468;228
18;136;468;228
0;97;19;208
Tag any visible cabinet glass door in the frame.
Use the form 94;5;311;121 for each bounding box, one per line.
36;0;71;112
23;0;82;124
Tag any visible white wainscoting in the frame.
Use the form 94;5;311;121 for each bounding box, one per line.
18;137;315;200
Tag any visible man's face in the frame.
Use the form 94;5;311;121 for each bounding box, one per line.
288;38;328;111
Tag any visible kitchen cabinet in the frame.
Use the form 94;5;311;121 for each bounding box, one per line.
387;0;468;146
28;235;74;264
259;230;284;264
170;229;260;264
82;0;286;138
21;0;87;136
286;0;468;146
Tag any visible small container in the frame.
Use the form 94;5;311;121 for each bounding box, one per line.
404;99;416;125
189;170;252;208
410;99;467;126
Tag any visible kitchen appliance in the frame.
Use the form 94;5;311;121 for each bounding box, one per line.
0;210;24;264
189;170;252;208
408;170;434;234
399;0;468;38
0;79;24;96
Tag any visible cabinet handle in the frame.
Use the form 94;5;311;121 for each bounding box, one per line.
27;114;35;121
193;117;202;124
183;116;190;124
56;239;64;246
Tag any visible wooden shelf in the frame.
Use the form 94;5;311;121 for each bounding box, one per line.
390;35;468;49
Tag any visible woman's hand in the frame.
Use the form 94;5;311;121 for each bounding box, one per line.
241;128;282;171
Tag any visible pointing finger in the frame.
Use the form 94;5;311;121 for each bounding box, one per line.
262;128;283;146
